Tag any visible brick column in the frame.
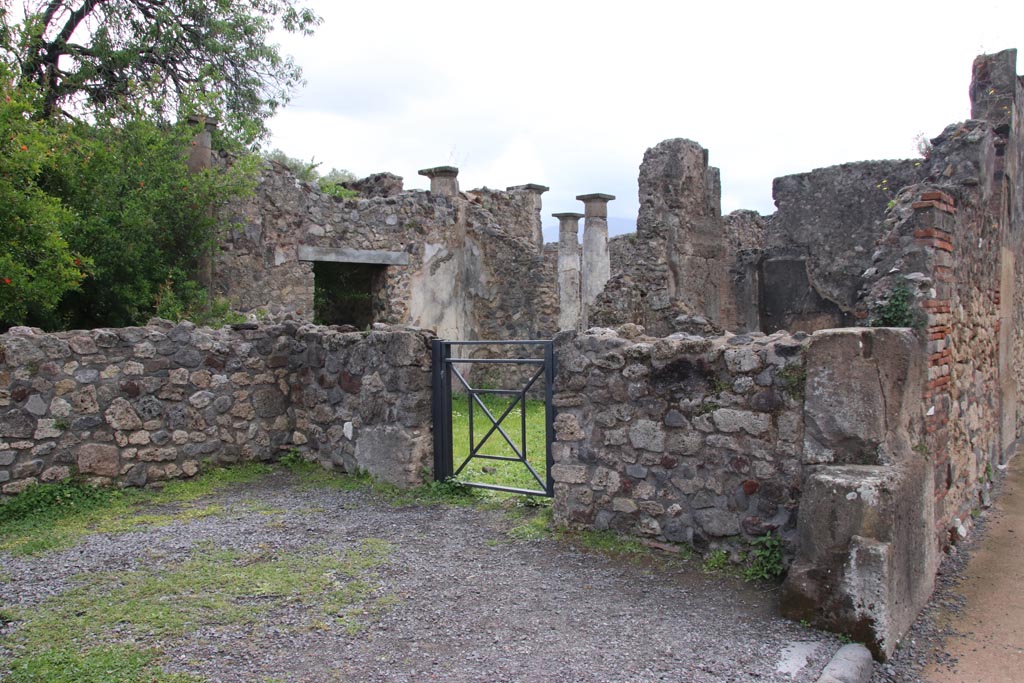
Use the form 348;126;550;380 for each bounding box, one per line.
912;191;956;522
554;212;584;331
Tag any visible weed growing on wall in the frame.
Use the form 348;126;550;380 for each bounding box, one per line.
777;364;807;401
869;278;919;328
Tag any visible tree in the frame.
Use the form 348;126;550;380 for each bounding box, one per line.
0;62;85;325
5;0;320;145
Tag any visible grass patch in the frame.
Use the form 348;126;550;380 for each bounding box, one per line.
3;538;392;681
701;549;730;573
277;450;484;507
450;392;549;495
506;506;554;541
570;529;647;556
0;463;271;556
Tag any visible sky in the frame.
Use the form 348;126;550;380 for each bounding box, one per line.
267;0;1024;243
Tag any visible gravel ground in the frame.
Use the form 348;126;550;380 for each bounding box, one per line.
1;470;846;682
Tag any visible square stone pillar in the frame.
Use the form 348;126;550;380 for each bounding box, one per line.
186;115;217;173
418;166;460;198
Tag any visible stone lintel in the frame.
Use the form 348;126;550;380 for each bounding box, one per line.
297;246;409;266
507;183;550;194
417;166;459;179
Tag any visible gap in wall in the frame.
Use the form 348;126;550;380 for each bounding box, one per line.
312;261;385;328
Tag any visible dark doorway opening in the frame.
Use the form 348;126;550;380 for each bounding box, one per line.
313;261;386;328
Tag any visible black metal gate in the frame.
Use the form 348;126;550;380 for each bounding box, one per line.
431;340;555;496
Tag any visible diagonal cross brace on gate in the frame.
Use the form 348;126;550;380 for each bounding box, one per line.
431;340;556;496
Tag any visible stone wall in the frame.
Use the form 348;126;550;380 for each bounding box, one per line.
592;140;736;336
0;321;434;494
551;325;807;551
781;328;933;660
853;51;1024;548
760;159;923;333
215;164;557;344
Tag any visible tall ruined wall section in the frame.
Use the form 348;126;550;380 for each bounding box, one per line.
462;189;558;341
762;159;923;333
592;139;741;335
855;50;1023;547
216;165;557;343
0;322;434;494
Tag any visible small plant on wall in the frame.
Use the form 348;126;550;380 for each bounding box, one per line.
869;278;920;328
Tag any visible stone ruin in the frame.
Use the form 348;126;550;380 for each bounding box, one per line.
2;49;1023;659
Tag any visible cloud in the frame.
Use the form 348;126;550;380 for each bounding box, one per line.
269;0;1024;245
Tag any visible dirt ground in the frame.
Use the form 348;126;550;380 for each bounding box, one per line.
0;469;846;683
874;454;1024;683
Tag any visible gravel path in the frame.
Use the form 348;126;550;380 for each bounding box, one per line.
1;470;845;682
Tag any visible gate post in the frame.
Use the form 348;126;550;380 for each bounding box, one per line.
544;340;556;496
431;340;453;481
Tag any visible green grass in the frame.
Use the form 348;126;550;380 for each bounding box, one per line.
449;392;549;495
277;451;483;507
3;538;393;682
0;463;272;556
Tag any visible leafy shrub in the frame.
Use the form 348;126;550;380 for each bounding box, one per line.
869;279;918;328
743;533;785;581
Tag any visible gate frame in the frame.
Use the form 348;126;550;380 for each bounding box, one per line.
431;339;556;497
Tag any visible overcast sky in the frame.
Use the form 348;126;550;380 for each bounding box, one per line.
267;0;1023;242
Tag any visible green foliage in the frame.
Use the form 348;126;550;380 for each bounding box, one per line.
0;478;112;526
32;115;258;329
711;376;732;395
450;392;549;495
313;261;378;327
0;70;259;330
777;364;807;401
7;647;202;683
869;278;918;328
0;463;270;555
507;506;553;541
7;0;321;146
696;401;720;416
573;529;646;555
701;549;730;573
4;539;391;681
0;65;85;323
742;533;785;582
264;148;357;197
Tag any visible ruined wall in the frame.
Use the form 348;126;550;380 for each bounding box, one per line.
216;164;557;343
592;139;736;335
781;328;932;660
854;52;1023;548
462;189;558;341
551;326;807;551
762;159;923;333
0;322;434;494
